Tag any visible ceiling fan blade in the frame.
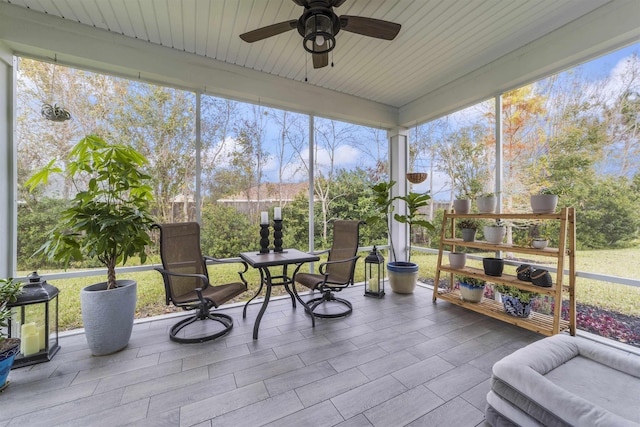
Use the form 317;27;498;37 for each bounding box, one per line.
330;0;348;7
239;20;298;43
313;52;329;69
291;0;308;6
339;15;401;40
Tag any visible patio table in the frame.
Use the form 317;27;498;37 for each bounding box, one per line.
240;249;320;339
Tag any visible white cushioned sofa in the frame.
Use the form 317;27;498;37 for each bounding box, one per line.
486;334;640;427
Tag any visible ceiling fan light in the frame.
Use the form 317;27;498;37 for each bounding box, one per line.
303;14;335;54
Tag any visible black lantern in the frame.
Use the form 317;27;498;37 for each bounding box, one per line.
7;272;60;368
364;246;385;298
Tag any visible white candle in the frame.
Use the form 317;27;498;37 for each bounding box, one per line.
21;322;40;356
261;211;268;224
274;207;282;220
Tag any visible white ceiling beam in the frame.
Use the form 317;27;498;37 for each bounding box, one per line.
399;0;640;127
0;2;397;129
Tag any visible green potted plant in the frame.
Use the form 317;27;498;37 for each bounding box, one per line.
453;194;471;214
483;219;506;244
529;223;549;249
476;192;497;213
530;187;559;214
494;284;540;318
26;135;155;356
456;275;485;303
367;180;435;294
458;218;480;242
0;278;22;391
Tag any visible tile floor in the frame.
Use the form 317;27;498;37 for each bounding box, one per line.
0;284;542;426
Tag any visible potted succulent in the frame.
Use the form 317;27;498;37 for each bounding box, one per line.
494;284;540;318
1;278;22;391
453;194;471;214
528;223;549;249
530;188;559;214
457;276;485;303
448;251;467;269
367;181;435;294
476;192;497;213
26;135;155;356
483;219;506;244
458;218;480;242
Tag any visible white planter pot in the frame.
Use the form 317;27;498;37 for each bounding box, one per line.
453;199;471;214
459;283;485;303
387;262;419;294
530;194;558;214
448;252;467;269
531;238;549;249
476;196;497;213
81;280;137;356
483;225;506;244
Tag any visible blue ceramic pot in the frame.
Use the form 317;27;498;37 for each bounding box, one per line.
0;338;20;390
501;295;532;318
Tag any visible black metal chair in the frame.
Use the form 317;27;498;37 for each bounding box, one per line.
295;220;362;318
153;222;248;343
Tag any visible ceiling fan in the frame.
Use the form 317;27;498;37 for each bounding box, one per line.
239;0;401;69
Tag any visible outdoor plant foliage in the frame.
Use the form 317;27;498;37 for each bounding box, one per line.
494;284;540;304
0;278;22;348
25;135;156;289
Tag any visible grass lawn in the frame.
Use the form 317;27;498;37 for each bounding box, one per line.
24;248;639;332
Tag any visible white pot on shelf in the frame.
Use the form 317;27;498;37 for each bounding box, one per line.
453;199;471;214
483;225;506;244
448;252;467;269
476;195;497;213
531;238;549;249
530;194;558;214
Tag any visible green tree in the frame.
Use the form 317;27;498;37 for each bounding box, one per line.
200;204;255;257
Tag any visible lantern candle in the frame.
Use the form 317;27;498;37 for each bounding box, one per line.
274;207;282;220
260;211;269;224
21;322;40;356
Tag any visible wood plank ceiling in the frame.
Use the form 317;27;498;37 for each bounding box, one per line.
1;0;609;109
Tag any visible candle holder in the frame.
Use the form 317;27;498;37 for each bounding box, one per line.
273;219;283;253
259;224;270;254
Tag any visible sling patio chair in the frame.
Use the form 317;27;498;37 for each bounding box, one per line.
294;220;362;318
153;222;248;343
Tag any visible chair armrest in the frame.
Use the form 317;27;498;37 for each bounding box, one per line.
202;256;249;287
318;255;360;275
154;267;209;285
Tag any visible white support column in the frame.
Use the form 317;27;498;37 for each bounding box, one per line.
195;92;202;224
388;127;409;263
308;115;315;269
0;44;14;277
495;95;503;213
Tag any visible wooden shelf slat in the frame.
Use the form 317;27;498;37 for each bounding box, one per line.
438;265;559;296
442;238;561;257
435;290;570;336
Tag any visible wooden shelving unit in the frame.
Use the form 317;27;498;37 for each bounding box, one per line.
432;207;576;336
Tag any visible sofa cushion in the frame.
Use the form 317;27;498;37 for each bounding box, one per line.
491;334;640;427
